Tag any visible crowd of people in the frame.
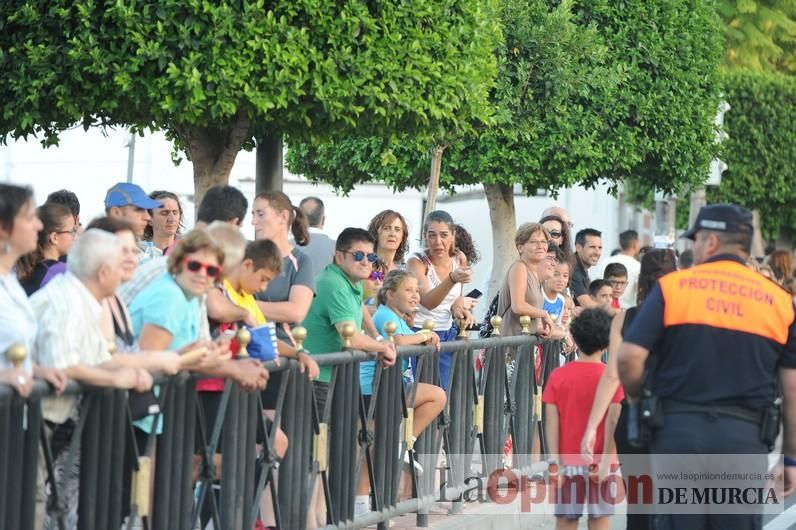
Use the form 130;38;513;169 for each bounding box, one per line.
1;180;795;529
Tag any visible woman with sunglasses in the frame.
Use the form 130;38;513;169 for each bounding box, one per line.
362;259;387;315
17;202;78;295
407;210;474;390
128;230;227;397
540;214;573;262
367;209;410;273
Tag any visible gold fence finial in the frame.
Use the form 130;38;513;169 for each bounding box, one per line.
292;326;307;351
519;315;532;334
490;316;502;336
237;327;251;358
341;323;355;348
6;343;26;368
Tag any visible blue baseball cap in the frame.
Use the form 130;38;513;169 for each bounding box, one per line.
680;203;753;241
104;182;162;209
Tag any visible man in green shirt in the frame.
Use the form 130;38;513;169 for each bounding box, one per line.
303;227;397;387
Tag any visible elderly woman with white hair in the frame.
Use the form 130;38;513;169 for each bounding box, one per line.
31;228;156;530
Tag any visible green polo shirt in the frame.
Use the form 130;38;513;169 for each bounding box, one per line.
302;263;364;383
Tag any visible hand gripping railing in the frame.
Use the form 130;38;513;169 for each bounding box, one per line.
0;326;557;530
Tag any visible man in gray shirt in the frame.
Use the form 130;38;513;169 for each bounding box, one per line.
299;196;336;278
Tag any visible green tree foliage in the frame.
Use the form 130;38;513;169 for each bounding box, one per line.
710;70;796;239
717;0;796;73
289;0;723;197
0;0;500;200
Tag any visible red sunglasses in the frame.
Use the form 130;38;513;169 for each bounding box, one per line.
183;258;222;278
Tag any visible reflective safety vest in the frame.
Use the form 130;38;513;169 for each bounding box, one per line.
660;259;794;345
648;256;795;408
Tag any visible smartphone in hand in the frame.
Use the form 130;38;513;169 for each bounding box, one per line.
465;288;483;299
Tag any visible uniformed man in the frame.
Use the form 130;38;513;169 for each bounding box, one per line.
618;204;796;529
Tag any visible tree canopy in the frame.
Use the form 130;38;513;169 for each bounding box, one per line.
0;0;500;200
710;69;796;240
717;0;796;73
289;0;723;197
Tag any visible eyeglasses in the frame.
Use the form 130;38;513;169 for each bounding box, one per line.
183;258;222;278
341;250;378;263
56;228;78;236
369;271;385;281
527;240;549;247
548;231;562;239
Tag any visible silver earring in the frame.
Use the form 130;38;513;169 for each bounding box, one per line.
2;241;10;254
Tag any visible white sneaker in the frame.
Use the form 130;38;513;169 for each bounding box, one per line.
354;498;370;517
403;449;424;475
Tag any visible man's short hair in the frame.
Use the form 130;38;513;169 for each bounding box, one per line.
604;262;628;279
575;228;601;247
196;185;248;224
67;229;122;281
588;279;612;298
206;221;247;271
335;227;375;253
300;196;325;228
619;230;638;251
708;229;753;255
46;189;81;218
569;308;611;355
86;216;135;234
244;239;283;274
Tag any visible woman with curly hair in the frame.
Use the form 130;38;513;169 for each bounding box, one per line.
766;249;793;285
368;209;410;272
454;224;480;265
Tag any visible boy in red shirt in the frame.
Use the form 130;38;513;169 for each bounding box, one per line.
542;308;623;529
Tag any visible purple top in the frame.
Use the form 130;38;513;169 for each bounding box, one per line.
40;261;67;289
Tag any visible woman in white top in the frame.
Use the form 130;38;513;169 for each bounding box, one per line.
0;184;67;396
407;210;475;390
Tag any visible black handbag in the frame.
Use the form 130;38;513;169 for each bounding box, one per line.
111;296;161;421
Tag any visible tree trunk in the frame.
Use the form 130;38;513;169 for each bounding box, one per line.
751;209;765;258
688;187;706;229
181;110;251;212
423;145;445;219
255;134;284;193
483;182;517;307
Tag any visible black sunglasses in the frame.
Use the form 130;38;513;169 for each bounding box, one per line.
549;230;562;238
341;250;379;263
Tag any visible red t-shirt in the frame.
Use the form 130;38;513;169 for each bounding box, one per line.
542;361;624;465
196;325;240;392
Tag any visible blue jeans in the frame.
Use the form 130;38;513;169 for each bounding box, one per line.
412;326;458;390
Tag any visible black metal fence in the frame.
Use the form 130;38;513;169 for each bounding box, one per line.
1;324;561;530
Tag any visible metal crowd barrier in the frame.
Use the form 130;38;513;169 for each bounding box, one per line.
0;316;561;530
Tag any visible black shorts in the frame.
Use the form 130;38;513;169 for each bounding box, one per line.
259;370;284;410
195;390;274;454
195;391;225;454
